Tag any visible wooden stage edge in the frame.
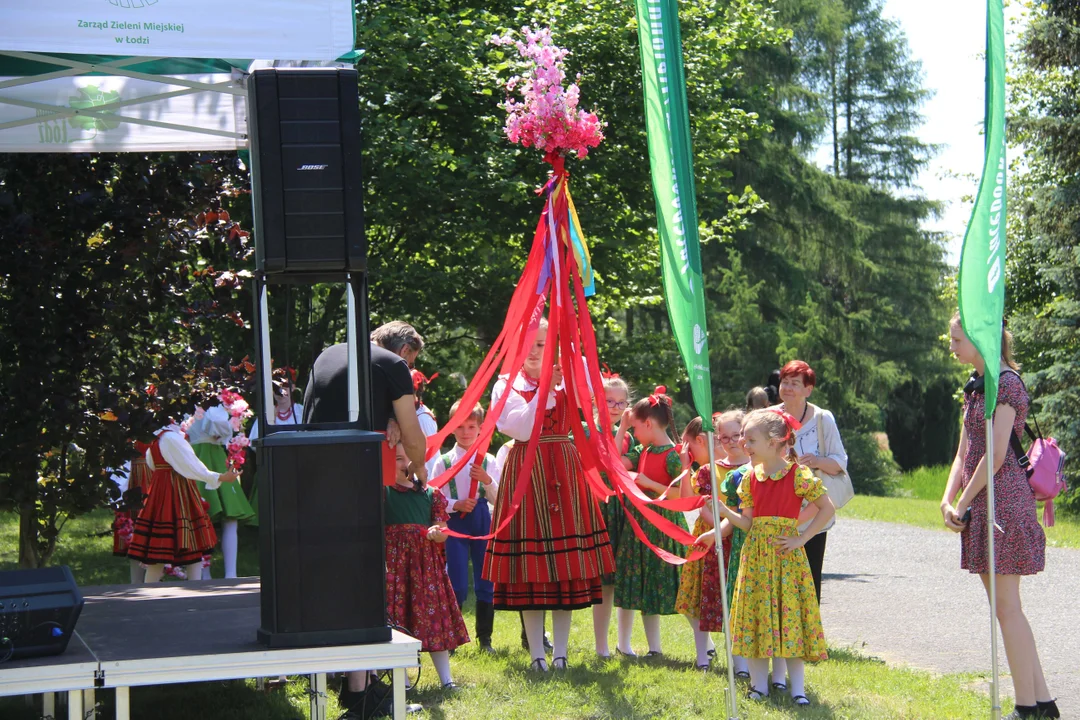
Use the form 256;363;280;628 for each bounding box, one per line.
0;578;421;720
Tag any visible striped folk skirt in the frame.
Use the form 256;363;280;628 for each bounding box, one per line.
127;468;217;567
482;436;615;610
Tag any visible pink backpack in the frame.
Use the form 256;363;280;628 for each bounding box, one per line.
1010;418;1068;526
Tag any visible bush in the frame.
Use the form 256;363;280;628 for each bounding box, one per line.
846;430;902;496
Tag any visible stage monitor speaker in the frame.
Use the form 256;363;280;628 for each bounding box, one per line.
257;429;390;647
0;566;84;660
248;68;365;274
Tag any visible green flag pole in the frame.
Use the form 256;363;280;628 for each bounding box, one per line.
957;1;1006;717
633;1;736;717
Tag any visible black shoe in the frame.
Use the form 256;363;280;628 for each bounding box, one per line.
475;601;495;653
1004;706;1040;720
479;641;495;654
543;633;553;652
1037;700;1060;719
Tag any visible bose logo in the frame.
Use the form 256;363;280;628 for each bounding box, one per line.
297;164;329;171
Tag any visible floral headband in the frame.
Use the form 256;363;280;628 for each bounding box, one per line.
648;386;671;407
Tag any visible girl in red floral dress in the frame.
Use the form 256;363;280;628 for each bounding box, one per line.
942;315;1057;720
483;319;615;672
385;443;469;690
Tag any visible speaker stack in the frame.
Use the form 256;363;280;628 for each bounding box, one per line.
247;68;390;647
0;566;84;660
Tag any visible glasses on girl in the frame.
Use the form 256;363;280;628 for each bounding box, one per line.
606;399;628;409
718;433;742;444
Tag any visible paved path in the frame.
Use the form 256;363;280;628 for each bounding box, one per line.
820;518;1079;714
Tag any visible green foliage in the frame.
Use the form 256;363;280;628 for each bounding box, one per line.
0;153;255;567
1007;0;1080;514
844;431;900;496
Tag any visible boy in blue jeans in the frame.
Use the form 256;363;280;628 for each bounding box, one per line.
430;401;499;653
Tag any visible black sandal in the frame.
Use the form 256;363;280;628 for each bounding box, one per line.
747;688;769;701
792;695;810;706
529;658;548;672
734;670;751;680
551;656;568;670
696;663;711;672
772;682;787;693
645;650;663;658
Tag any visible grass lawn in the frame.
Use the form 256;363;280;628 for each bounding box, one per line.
0;509;1002;719
844;465;1080;549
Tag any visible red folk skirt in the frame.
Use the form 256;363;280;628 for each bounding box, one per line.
112;457;154;557
700;534;733;633
127;467;217;566
482;436;615;610
385;525;470;652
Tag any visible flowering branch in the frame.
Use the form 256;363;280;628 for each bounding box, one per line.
490;26;605;159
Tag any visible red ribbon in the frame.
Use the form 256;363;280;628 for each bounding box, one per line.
769;408;803;440
648;386;670;407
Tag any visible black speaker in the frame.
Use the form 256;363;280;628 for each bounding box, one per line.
0;566;84;660
257;429;390;647
248;68;365;274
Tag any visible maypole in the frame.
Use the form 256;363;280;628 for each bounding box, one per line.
424;28;713;564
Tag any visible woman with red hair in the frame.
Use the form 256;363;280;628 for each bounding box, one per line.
775;360;853;603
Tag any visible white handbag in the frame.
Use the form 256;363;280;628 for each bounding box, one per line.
813;409;854;510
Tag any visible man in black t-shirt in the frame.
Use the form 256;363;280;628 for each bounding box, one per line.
303;342;428;484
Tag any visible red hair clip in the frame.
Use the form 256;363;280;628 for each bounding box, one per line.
600;363;620;380
648;386;671;407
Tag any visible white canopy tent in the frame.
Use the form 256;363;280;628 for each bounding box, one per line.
0;0;358;152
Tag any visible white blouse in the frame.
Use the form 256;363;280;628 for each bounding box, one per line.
249;403;303;441
491;374;557;442
428;444;501;512
147;429;222;490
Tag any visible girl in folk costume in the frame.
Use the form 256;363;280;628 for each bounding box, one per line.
483;318;615;672
186;391;254;579
430;400;500;653
384;443;469;690
412;369;440;459
127;423;240;583
703;409;833;706
686;411;753;677
110;444;154;584
246;370;302;527
590;370;639;658
674;416;728;669
612;388;688;657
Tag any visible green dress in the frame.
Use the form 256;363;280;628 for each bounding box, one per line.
193;442;255;523
599;426;639;584
612;443;687;615
720;465;751;611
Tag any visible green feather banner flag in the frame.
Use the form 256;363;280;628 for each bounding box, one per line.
958;0;1007;417
633;0;713;420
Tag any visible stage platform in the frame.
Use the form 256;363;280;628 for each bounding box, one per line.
0;579;420;720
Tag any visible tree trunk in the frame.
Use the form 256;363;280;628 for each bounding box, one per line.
18;499;41;569
831;52;840;178
844;38;854;181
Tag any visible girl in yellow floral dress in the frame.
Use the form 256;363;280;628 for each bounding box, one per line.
704;408;834;706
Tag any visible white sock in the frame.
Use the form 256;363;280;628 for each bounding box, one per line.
129;559;145;584
642;614;662;654
787;658;806;698
707;634;716;654
685;616;711;666
522;610;547;664
733;655;749;675
772;657;787;686
616;607;636;655
748;658;771;696
592;586;614;656
183;561;203;581
143;565;165;583
222;519;239;579
430;651;452;686
552;610;572;659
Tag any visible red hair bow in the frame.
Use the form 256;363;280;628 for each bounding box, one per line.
600;363;620;380
769;409;803;440
648;386;671;407
411;369;439;391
